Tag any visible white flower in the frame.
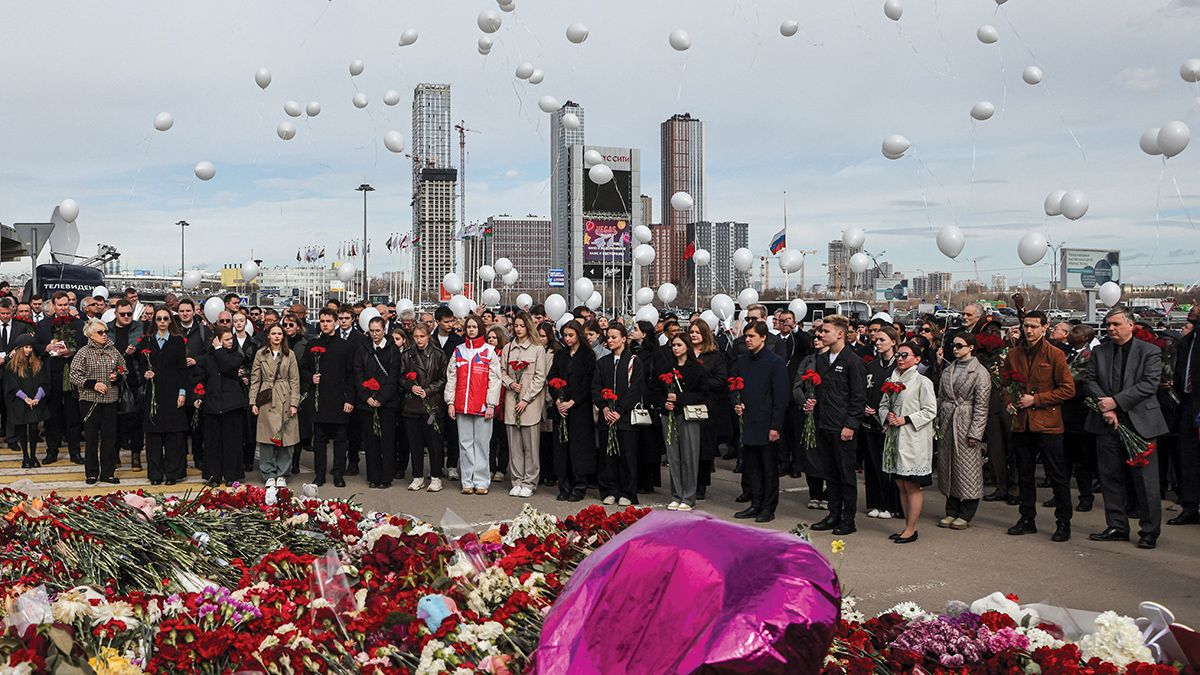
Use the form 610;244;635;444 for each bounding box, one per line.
361;523;403;551
885;601;927;621
285;513;309;526
410;522;435;536
354;588;368;612
0;663;34;675
416;640;451;675
274;622;298;635
841;596;865;624
502;504;558;546
310;598;331;610
446;554;478;579
258;635;281;651
1079;611;1152;667
453;669;474;675
92;601;139;628
1019;627;1065;651
466;567;520;615
51;588;96;624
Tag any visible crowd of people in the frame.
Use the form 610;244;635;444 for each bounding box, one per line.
2;285;1197;549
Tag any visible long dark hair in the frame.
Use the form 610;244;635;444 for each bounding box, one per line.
667;333;698;367
259;324;291;357
152;304;181;337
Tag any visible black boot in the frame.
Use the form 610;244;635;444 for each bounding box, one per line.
291;453;302;475
131;452;142;470
20;444;32;469
69;449;84;465
43;449;58;465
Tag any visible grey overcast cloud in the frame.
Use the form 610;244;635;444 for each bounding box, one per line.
2;0;1200;285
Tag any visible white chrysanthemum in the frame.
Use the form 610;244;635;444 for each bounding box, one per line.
416;640;451;675
466;566;520;615
1019;627;1065;651
1079;611;1152;667
361;523;403;550
51;588;96;624
446;554;479;579
92;601;139;628
410;522;435;537
502;504;558;546
885;601;927;621
258;635;280;651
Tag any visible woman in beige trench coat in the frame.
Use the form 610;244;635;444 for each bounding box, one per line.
500;312;550;498
250;324;301;487
937;333;991;529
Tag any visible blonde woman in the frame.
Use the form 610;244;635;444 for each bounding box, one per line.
500;311;550;498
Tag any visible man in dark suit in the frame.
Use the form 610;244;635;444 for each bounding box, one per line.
108;299;145;469
176;299;210;469
773;309;812;479
731;322;790;523
34;292;85;464
0;297;33;449
1170;305;1200;526
302;308;357;487
336;305;370;476
733;304;779;358
1083;308;1169;549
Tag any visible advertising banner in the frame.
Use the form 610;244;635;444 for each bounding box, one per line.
1061;249;1119;290
582;218;631;263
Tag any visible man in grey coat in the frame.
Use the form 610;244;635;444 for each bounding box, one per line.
1082;308;1168;549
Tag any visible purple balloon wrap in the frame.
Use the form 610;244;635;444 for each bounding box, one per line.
535;511;840;674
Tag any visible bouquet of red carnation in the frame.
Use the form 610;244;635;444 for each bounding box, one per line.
508;361;531;423
548;377;569;443
404;371;439;433
800;370;822;448
191;383;207;429
658;370;684;444
727;376;746;436
880;380;907;472
601;388;620;456
363;378;382;437
1084;398;1156;467
309;345;327;411
1002;369;1029;419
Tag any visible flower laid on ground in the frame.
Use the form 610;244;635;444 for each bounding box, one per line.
1079;611;1154;668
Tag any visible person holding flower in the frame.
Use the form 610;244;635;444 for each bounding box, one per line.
400;322;448;492
135;307;190;485
1082;308;1169;549
936;333;992;530
69;319;125;484
33;291;85;465
250;324;300;487
877;341;937;543
689;318;731;501
445;314;502;495
355;316;402;489
591;323;646;506
301;308;357;488
864;326;903;520
650;334;709;511
731;321;789;523
500;312;550;498
4;334;48;469
195;326;249;487
548;320;596;502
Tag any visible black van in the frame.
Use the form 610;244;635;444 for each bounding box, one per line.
21;263;106;302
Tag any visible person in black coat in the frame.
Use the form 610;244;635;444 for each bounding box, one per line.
774;309;812;479
4;335;48;468
730;322;790;523
863;326;903;519
649;334;710;510
135;306;190;485
689;319;730;500
630;320;663;494
108;299;145;469
195;326;249;486
34;292;86;465
0;298;35;451
300;308;356;487
176;299;210;470
336;306;371;476
591;323;646;506
548;320;597;502
398;323;449;491
354;316;402;489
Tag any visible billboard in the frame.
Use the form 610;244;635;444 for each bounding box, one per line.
547;268;566;287
583;170;633;214
875;278;909;301
1061;249;1120;290
582;218;631;263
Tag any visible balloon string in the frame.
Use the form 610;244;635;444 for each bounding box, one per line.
997;42;1008;115
677;60;688;101
970;122;977;187
910;156;933;232
933;0;954;76
130;135;154;196
1040;85;1087;163
1171;174;1195;230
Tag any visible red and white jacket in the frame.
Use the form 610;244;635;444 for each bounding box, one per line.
444;336;502;415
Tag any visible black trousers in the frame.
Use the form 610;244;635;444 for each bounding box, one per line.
1013;431;1072;525
146;431;187;482
1097;431;1162;537
1064;429;1097;503
443;414;459;469
46;383;81;454
405;415;444;478
348;409;365;466
362;408;397;484
743;443;780;514
188;413;205;466
13;423;37;459
117;412;143;457
599;429;638;502
864;429;902;514
312;422;349;479
985;410;1017;495
490;420;510;474
946;496;980;521
554;425;587;498
540;430;556;482
241;408;256;467
1178;405;1200;513
394;416;410;478
203;411;245;483
80;401;117;479
817;428;859;524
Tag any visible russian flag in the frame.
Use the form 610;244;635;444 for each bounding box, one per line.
769;228;786;254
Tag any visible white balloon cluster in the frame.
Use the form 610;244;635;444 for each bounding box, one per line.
1043;190;1088;220
1139;121;1190;159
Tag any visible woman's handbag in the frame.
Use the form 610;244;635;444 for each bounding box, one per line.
630;403;653;426
682;404;709;422
116;379;138;415
255;361;279;407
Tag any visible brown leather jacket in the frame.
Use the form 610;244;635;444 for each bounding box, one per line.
1000;338;1075;434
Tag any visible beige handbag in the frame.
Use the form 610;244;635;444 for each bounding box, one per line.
683;404;709;421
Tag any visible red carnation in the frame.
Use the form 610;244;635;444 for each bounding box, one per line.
657;372;675;385
193;384;205;397
508;360;529;372
726;376;745;392
548;377;567;391
310;346;326;354
405;371;418;381
140;348;152;356
362;378;381;392
800;369;822;386
601;388;618;402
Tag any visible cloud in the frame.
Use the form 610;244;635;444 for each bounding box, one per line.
1169;248;1197;257
504;168;520;178
1113;67;1162;91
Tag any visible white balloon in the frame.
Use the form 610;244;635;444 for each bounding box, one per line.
515;293;533;310
693;249;711;267
883;0;903;21
443;272;464;295
383;90;401;106
58;199;79;223
396;299;415;316
284;100;302;117
538;96;560;113
481;288;501;306
478;9;502;33
241;260;260;282
842;227;866;249
1140;128;1162;156
399;28;419;46
977;25;999;44
583;149;603;167
556;312;575;329
882;134;911;159
1017;232;1048;266
498;0;515;12
306;101;321;117
635;287;655;306
670;191;694;211
336;262;357;282
384;131;406;153
203;297;224;324
562;112;580;130
101;308;116;324
502;269;519;286
349;59;365;77
781;249;803;274
780;19;800;37
477;37;493;54
573;277;594;303
194;161;215;181
516;62;535;79
1098;281;1122;307
182;270;203;290
849;252;870;274
635;305;660;325
732;248;755;273
936;225;966;259
477;265;496;283
528;69;544;85
737;288;759;308
633;244;656;267
1158;121;1191;158
494;257;513;276
91;285;109;300
586;291;603;310
697;310;718;332
357;307;381;332
545;294;568;321
448;294;471;319
588;164;613;185
1044;190;1066;217
1060;190;1089;220
1022;66;1044;85
254;67;271;90
153;112;174;131
277;121;297;140
710;293;735;321
1181;58;1200;83
352;93;368;109
970;101;995;121
789;299;808;320
657;283;678;304
566;22;589;44
668;29;692;51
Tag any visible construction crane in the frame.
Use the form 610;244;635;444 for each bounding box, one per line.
794;249;817;293
454;120;482;242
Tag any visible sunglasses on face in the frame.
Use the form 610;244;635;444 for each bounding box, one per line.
897;352;914;359
920;327;933;333
952;343;969;349
155;316;171;322
117;312;133;317
94;329;108;335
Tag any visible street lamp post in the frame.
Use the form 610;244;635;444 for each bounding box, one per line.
356;184;374;301
176;220;190;282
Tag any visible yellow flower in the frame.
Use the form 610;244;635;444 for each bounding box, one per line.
88;647;143;675
831;539;846;555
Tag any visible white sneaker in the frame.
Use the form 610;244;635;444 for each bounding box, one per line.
408;477;426;491
867;508;881;519
275;477;286;489
807;499;821;509
819;500;829;509
602;495;616;505
617;497;632;506
447;467;459;480
667;501;680;511
492;471;506;481
877;511;893;519
266;477;277;488
509;486;522;497
427;478;443;492
520;485;534;498
677;503;693;512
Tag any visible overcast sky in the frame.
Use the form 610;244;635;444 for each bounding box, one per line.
2;0;1200;287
